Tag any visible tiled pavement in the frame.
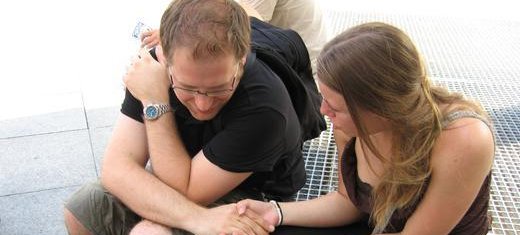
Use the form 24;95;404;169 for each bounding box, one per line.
1;0;519;234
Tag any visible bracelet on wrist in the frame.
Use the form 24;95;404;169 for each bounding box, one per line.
269;200;283;226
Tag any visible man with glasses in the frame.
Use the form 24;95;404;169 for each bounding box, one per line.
64;0;310;234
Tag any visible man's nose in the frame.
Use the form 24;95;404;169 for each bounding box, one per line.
194;95;214;111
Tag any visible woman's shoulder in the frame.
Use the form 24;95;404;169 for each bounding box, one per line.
431;113;494;173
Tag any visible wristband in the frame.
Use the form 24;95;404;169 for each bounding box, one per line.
269;200;283;226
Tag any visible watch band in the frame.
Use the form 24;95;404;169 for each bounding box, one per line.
143;103;172;120
155;103;171;115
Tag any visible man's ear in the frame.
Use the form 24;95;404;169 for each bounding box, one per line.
156;45;167;65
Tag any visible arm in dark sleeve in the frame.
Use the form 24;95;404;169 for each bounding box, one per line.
120;88;144;123
203;108;288;172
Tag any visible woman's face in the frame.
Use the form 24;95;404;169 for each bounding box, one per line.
318;80;358;136
318;80;391;137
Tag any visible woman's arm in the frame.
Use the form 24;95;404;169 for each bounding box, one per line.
238;178;363;228
278;190;363;227
238;127;361;228
278;127;360;227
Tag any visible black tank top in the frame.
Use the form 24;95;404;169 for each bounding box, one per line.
341;111;492;234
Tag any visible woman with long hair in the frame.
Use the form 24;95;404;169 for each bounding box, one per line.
238;22;494;235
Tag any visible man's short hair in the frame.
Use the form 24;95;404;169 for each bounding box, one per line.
160;0;251;63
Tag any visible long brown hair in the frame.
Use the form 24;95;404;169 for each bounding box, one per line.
317;22;486;233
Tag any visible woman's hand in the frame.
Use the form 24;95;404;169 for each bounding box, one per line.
236;199;280;228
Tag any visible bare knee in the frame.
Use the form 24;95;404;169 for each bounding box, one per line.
130;220;172;235
64;208;92;235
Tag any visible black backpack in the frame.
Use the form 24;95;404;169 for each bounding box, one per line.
250;18;326;141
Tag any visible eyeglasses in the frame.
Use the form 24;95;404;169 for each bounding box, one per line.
170;64;239;97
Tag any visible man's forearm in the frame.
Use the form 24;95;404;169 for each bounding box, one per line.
144;111;193;193
101;156;201;231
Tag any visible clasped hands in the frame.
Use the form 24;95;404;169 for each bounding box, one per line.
133;200;280;235
193;199;281;235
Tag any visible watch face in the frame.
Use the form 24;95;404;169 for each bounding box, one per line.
145;105;158;119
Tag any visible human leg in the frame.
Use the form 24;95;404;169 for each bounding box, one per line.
64;181;141;235
64;208;93;235
130;220;173;235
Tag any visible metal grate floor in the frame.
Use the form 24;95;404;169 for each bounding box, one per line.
295;10;520;234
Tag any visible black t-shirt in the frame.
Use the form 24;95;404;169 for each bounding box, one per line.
121;53;306;197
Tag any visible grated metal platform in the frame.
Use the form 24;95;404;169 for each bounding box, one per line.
295;10;520;234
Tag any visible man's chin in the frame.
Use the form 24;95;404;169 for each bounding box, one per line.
191;110;218;121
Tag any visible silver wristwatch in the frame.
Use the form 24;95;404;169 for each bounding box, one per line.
143;103;172;120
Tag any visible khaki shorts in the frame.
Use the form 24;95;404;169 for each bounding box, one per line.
65;181;265;235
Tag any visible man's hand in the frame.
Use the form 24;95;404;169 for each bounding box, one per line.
141;29;161;49
190;204;274;235
237;199;279;228
124;46;170;104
